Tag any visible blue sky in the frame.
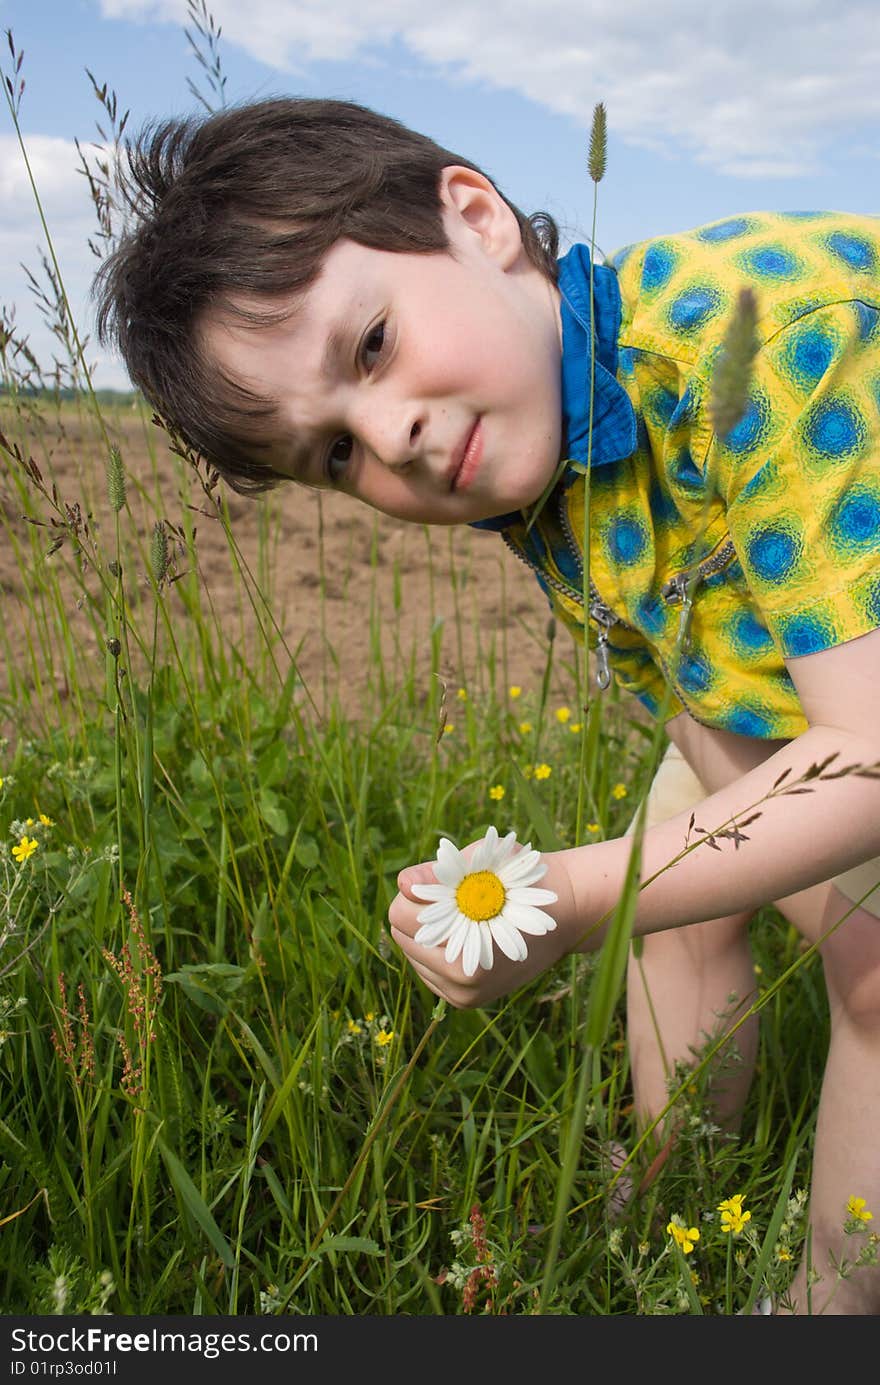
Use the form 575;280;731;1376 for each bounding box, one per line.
2;0;879;388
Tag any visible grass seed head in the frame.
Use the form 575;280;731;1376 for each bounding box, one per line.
588;102;607;183
149;520;169;587
709;287;759;441
107;444;126;513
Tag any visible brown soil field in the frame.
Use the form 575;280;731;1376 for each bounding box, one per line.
0;399;584;738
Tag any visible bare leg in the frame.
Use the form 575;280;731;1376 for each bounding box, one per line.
626;910;758;1136
625;729;764;1140
774;881;880;1314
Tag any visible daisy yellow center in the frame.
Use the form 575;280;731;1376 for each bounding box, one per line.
455;870;506;922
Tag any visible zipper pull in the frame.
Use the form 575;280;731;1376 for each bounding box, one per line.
661;572;690;605
662;573;693;652
594;628;611;691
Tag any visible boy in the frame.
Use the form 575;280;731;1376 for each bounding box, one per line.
96;97;880;1314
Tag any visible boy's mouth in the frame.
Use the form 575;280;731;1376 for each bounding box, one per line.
449;418;483;492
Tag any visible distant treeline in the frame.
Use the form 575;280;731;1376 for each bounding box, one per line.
0;387;140;405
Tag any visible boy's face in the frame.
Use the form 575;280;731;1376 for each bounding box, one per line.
201;169;564;526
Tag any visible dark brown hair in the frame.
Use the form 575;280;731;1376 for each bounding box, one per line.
94;97;560;494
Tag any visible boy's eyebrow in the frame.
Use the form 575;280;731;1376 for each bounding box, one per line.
284;431;319;484
282;307;361;482
321;317;354;377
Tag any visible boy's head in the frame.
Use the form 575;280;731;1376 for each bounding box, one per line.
96;97;564;521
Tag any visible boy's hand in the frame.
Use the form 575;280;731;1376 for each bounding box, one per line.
388;838;581;1008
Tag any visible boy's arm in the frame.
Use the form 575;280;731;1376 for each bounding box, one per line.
568;625;880;943
390;627;880;1007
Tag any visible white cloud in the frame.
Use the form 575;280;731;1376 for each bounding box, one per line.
100;0;880;178
0;135;128;389
6;0;874;391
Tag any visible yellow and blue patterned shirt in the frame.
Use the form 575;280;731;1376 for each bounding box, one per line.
498;211;880;738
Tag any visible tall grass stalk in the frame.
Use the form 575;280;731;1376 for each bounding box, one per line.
1;29;869;1317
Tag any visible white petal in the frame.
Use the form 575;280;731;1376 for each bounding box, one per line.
489;915;529;962
501;902;557;935
414;915;457;948
498;850;544;886
444;915;470;965
491;831;519;868
411;882;454;902
461;923;482;977
415;898;459;926
470;826;498;873
507;886;559;906
478;921;494;971
436;838;466;884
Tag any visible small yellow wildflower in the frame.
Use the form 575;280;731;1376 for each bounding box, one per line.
570;722;582;734
718;1194;752;1236
12;836;39;864
489;785;505;801
667;1220;700;1254
346;1019;363;1036
776;1247;792;1262
847;1196;874;1223
0;776;4;789
534;763;552;780
374;1029;394;1048
509;686;522;699
443;723;454;735
555;706;571;724
25;817;34;827
611;783;627;800
587;822;601;834
364;1011;375;1022
38;813;54;827
456;688;468;701
518;720;533;735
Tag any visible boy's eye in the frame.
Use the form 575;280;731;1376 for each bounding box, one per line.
362;321;386;369
326;435;354;483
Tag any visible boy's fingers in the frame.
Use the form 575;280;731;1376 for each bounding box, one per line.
390;925;444;980
388;889;423;935
396;860;438;897
399;952;445;999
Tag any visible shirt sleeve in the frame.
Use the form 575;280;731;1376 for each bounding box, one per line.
714;299;880;658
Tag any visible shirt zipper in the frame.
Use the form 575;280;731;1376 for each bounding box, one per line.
502;497;737;707
658;537;737;651
502;496;632;691
557;501;628;690
660;537;737;608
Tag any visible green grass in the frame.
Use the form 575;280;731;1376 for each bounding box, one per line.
0;389;860;1316
1;31;876;1312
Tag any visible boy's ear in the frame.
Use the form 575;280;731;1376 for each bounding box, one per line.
438;166;523;270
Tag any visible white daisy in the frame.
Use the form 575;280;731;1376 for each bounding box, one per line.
411;826;558;978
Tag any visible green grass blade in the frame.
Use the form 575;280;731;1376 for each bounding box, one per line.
159;1138;235;1268
584;830;641;1046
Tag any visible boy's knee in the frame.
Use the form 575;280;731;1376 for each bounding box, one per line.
781;882;880;1027
821;891;880;1028
632;912;753;969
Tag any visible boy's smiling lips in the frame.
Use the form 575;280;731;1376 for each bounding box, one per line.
449;417;484;492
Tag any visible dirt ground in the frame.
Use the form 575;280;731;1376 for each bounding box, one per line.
0;400;582;732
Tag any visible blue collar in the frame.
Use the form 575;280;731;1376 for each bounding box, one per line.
470;242;636;531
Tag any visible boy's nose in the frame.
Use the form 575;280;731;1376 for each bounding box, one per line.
356;399;425;471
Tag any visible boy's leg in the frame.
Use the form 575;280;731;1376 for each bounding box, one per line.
773;880;880;1314
626;912;758;1134
624;744;759;1135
